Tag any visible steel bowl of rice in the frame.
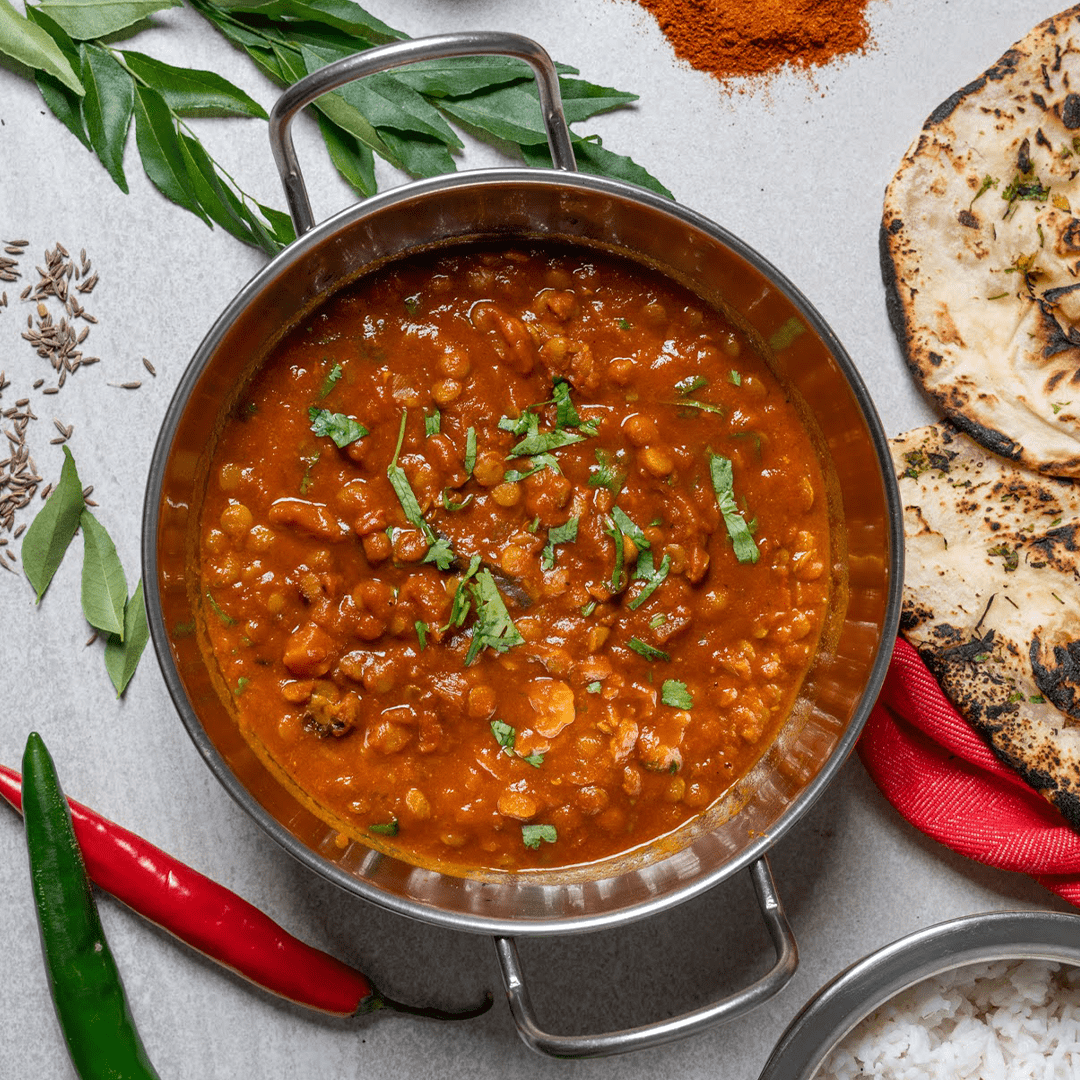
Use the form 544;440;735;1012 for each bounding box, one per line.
758;910;1080;1080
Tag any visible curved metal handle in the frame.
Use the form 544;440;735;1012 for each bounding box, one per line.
268;30;577;236
493;856;798;1058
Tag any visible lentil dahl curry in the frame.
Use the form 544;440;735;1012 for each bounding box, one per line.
198;244;835;873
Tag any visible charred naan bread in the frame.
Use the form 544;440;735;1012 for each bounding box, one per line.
883;5;1080;478
895;421;1080;828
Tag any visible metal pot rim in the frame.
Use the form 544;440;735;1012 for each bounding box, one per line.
143;164;903;937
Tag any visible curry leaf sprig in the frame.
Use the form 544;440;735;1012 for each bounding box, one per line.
21;447;149;696
0;0;671;252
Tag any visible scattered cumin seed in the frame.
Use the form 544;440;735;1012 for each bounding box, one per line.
108;381;141;390
14;524;25;538
142;357;156;376
42;387;59;395
40;483;52;500
85;631;99;647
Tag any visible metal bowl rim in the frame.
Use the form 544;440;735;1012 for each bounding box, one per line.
758;908;1080;1080
143;165;905;936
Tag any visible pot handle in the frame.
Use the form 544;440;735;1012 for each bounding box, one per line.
492;855;797;1058
268;31;578;236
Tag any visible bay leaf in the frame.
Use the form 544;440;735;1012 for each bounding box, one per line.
316;111;376;196
79;508;128;639
215;0;401;42
80;42;134;193
22;446;85;603
37;0;181;42
120;50;268;118
104;580;149;697
132;83;212;225
0;0;84;95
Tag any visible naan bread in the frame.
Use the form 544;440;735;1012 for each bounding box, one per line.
894;421;1080;828
883;5;1080;477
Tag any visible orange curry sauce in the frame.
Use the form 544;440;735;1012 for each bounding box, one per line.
198;244;831;873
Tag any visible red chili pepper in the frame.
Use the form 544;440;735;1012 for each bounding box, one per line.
0;763;489;1021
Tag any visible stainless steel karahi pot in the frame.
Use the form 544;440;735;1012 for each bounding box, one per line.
143;31;904;1057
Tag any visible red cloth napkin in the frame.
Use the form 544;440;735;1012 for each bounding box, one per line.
857;636;1080;908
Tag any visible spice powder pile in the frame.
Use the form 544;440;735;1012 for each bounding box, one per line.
633;0;878;86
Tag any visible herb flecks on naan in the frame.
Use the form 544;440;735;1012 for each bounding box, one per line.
883;4;1080;477
894;421;1080;828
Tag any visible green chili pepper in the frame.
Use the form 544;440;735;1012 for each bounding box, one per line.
22;732;161;1080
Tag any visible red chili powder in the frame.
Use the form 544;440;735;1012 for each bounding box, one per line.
633;0;879;85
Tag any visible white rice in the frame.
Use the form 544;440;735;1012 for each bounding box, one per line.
816;959;1080;1080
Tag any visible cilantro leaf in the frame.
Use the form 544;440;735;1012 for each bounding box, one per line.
319;361;343;397
661;680;693;709
464;426;477;477
628;550;670;609
508;428;587;458
464;569;524;665
491;719;517;757
675;375;708;395
368;820;399;836
610;505;650;551
521;824;557;849
628;637;670;662
588;448;625;495
424;408;441;436
490;719;544;767
552;378;599;434
541;516;579;571
443;555;481;631
308;406;368;447
709;453;760;564
386;409;455;569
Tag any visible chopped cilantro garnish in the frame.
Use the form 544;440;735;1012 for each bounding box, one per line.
605;518;626;593
541;516;579;571
628;637;670;662
404;294;420;316
610;506;650;551
308;407;368;448
415;620;428;650
649;613;667;629
509;428;587;458
464;427;477;477
674;398;725;416
206;591;235;626
465;569;524;665
728;370;742;386
441;489;474;512
386;410;455;571
1052;401;1072;415
526;516;541;533
491;719;517;757
490;720;544;767
504;453;562;483
581;600;597;617
522;824;557;849
368;820;399;836
234;676;250;696
617;318;632;330
1030;694;1046;703
319;362;343;398
588;448;626;495
552;379;599;434
768;316;805;353
661;679;693;709
675;374;709;395
709;453;760;564
443;555;482;631
586;681;603;694
628;552;671;611
424;409;441;436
